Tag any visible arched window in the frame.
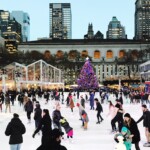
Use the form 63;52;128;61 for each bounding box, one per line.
119;50;125;58
81;50;88;58
94;50;100;59
56;50;63;58
68;50;77;59
106;50;113;59
44;50;51;59
131;50;138;60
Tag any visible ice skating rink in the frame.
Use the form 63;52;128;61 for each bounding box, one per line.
0;92;149;150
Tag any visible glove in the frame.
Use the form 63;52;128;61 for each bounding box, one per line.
32;133;35;138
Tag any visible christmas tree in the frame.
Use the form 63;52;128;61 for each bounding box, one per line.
77;58;99;89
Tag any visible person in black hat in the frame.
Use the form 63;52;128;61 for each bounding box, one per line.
124;113;141;150
5;113;26;150
136;105;150;147
36;128;67;150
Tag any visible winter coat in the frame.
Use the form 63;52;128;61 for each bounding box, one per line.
24;100;33;112
96;102;103;112
36;141;67;150
60;118;73;133
125;118;140;143
80;98;85;108
52;110;62;125
81;110;89;122
89;92;94;107
69;96;74;109
34;105;42;121
137;110;150;128
5;117;26;144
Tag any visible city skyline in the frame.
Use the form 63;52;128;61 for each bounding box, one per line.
1;0;135;41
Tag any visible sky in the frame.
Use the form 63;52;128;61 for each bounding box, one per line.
1;0;135;41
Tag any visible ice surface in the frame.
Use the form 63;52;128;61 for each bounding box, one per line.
0;92;149;150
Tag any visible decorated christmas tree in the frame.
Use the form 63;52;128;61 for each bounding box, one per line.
77;58;99;89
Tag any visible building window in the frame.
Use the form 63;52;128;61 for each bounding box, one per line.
106;50;113;59
44;50;51;59
81;50;88;58
56;50;63;58
119;50;125;58
94;50;100;59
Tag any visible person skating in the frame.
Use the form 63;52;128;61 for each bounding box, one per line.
80;95;85;108
33;103;42;131
111;103;124;132
124;113;141;150
24;98;33;123
94;98;103;124
136;104;150;147
5;113;26;150
60;117;73;142
52;105;63;131
32;109;52;146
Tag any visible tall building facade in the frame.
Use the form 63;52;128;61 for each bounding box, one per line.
0;10;22;53
49;3;72;39
135;0;150;41
11;11;30;42
84;23;103;39
106;16;127;39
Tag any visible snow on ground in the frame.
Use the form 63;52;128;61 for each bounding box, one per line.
0;92;149;150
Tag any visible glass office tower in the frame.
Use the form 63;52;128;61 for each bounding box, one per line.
49;3;72;39
135;0;150;41
106;16;127;39
11;11;30;42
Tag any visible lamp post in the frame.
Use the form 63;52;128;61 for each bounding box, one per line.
0;68;7;94
15;71;21;92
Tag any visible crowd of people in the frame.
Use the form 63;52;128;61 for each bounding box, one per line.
0;87;150;150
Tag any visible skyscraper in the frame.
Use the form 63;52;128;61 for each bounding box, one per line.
49;3;72;39
135;0;150;41
11;11;30;42
106;16;127;39
0;10;22;53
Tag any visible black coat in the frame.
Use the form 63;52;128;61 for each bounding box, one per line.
125;118;140;143
34;105;42;121
96;102;103;112
36;141;67;150
5;117;26;144
52;110;62;125
24;100;33;112
137;110;150;128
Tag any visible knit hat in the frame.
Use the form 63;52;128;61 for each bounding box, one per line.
77;103;80;107
142;104;147;108
124;113;131;118
115;104;120;109
51;129;64;139
121;127;128;133
13;113;19;118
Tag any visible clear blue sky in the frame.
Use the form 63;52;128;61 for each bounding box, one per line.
1;0;135;41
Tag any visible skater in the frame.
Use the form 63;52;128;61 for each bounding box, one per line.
69;93;74;112
24;98;33;123
52;105;63;131
124;113;141;150
111;103;124;132
94;98;103;124
136;104;150;147
80;95;85;108
32;109;52;146
60;117;73;142
33;103;42;130
5;92;11;113
77;103;85;127
5;113;26;150
89;91;95;110
81;109;89;130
